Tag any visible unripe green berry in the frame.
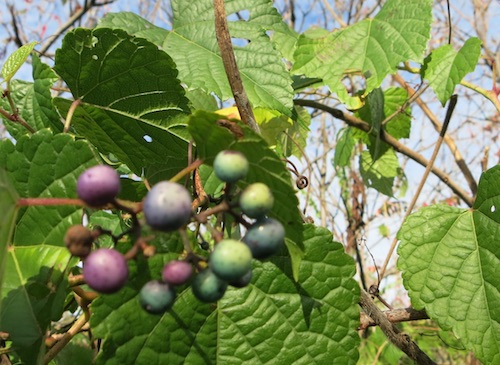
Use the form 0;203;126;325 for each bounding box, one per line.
191;268;228;303
239;183;274;219
210;239;253;282
213;150;249;183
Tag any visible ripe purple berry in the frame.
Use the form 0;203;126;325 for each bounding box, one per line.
83;248;128;294
77;165;121;206
162;260;193;286
143;181;192;231
213;150;249;183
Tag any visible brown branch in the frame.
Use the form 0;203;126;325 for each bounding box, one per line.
213;0;259;133
359;289;437;365
359;306;429;330
393;74;478;195
294;98;474;207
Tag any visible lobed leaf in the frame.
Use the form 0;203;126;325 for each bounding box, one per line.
292;0;432;108
422;37;482;105
0;245;75;365
398;165;500;364
0;129;100;245
91;224;359;364
53;28;191;181
0;55;63;139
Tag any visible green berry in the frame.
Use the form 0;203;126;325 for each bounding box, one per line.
239;183;274;219
210;239;253;282
139;280;176;314
191;268;228;303
213;150;249;183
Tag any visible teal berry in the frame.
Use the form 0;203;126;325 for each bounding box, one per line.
229;268;253;288
243;218;285;259
239;182;274;219
210;239;253;282
139;280;176;314
191;268;228;303
213;150;249;183
143;181;192;231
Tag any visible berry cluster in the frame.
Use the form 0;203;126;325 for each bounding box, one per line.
65;150;284;314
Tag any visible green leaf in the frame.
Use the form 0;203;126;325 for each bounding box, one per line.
397;165;500;364
54;333;94;365
1;41;38;82
422;37;482;105
53;28;191;180
360;148;399;196
91;224;359;364
0;55;63;139
0;245;74;365
0;130;100;245
188;111;304;279
165;0;294;116
334;127;356;168
384;87;411;139
292;0;432;108
0;169;19;311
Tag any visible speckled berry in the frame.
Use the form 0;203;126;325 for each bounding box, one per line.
139;280;176;314
239;183;274;219
77;165;121;206
213;150;249;183
210;239;253;282
83;248;128;294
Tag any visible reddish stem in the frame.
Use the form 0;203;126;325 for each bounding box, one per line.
17;197;86;207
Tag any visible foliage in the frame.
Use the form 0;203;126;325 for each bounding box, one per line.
0;0;494;364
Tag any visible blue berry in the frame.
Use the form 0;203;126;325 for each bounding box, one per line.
243;218;285;259
143;181;192;231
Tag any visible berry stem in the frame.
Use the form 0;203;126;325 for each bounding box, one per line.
17;197;86;207
169;158;203;183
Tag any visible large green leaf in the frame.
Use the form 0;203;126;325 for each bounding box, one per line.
165;0;294;116
0;129;100;245
91;224;359;364
0;169;19;310
397;165;500;364
422;37;482;105
53;28;191;180
0;245;74;365
188;111;304;278
292;0;432;108
0;55;63;139
98;3;295;116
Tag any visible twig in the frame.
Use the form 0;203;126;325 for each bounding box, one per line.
359;306;429;330
213;0;259;133
16;197;85;207
359;289;437;365
378;95;458;284
43;310;90;364
393;74;477;195
293;98;473;207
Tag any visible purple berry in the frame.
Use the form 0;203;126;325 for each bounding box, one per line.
213;150;249;183
77;165;121;206
162;260;193;286
83;248;128;294
143;181;192;231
